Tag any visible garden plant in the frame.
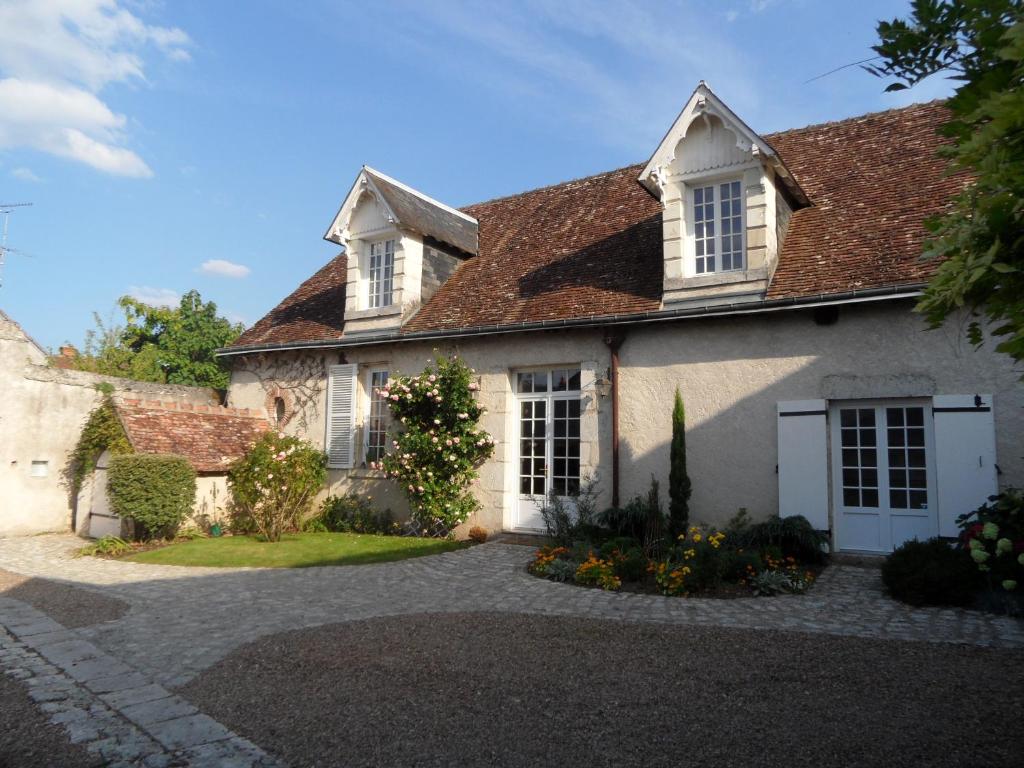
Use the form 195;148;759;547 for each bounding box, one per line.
374;354;495;537
228;432;327;542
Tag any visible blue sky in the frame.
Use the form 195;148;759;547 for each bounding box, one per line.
0;0;954;351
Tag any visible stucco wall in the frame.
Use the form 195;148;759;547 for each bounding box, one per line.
1;316;220;538
227;299;1023;536
619;300;1023;526
228;332;612;533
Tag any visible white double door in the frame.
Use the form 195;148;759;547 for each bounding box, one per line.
513;370;582;531
831;400;939;552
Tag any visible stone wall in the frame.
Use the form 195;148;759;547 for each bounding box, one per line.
0;313;219;538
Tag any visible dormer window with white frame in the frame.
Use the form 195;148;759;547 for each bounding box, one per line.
637;82;809;306
693;179;744;274
367;238;395;308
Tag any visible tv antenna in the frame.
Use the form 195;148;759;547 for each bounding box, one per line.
0;202;34;289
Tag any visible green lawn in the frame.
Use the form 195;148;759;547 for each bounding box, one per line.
124;532;466;568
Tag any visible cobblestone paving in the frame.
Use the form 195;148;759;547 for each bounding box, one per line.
0;599;278;767
1;534;1021;695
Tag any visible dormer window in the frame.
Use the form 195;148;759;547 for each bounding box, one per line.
368;238;395;308
693;180;744;274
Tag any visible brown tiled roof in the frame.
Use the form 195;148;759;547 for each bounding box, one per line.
227;100;963;349
765;101;965;298
116;400;269;473
232;254;347;348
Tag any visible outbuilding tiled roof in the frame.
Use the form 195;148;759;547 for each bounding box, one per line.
227;100;964;350
116;399;269;473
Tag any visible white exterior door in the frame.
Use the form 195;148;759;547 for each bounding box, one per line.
514;368;581;532
831;400;938;552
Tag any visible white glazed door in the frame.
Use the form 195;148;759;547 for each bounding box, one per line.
514;369;581;532
832;401;938;552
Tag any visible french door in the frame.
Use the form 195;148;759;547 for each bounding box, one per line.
514;368;582;531
830;400;938;552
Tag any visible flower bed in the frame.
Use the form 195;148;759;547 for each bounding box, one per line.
529;524;822;598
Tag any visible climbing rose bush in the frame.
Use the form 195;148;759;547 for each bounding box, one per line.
372;355;495;537
228;432;327;542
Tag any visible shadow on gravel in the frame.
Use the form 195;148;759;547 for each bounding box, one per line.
181;612;1024;768
0;569;129;628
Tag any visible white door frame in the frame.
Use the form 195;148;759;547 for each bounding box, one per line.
512;368;582;532
829;399;939;553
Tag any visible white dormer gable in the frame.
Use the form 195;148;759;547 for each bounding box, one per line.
639;82;807;307
323;167;477;335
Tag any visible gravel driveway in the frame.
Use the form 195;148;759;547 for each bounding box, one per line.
182;612;1024;768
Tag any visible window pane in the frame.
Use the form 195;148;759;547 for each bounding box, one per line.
567;370;581;390
517;373;533;393
843;488;860;506
862;488;879;508
909;490;928;509
890;490;908;509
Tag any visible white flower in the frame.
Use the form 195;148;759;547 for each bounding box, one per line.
468;382;479;391
453;437;460;444
434;419;441;425
277;432;285;439
432;437;439;443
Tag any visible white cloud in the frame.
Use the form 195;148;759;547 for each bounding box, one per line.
11;167;42;182
199;259;251;279
0;1;191;177
126;285;179;307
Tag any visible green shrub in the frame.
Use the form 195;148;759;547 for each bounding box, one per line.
312;493;396;535
882;538;982;607
735;515;828;564
721;549;764;582
228;432;327;542
77;536;132;557
957;489;1024;592
539;477;601;547
107;454;196;540
668;388;692;539
614;546;648;582
597;476;667;556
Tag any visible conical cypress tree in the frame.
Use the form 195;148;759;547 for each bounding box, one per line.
668;388;692;539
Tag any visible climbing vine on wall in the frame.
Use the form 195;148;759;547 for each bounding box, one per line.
69;394;133;493
244;353;326;434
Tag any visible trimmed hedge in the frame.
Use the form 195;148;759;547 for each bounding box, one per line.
108;454;196;540
881;538;982;607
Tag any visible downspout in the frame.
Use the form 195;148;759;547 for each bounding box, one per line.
603;329;626;509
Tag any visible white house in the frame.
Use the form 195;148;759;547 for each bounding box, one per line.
219;84;1023;553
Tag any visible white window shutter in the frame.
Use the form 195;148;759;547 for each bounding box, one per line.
933;394;998;537
777;400;829;530
326;363;358;469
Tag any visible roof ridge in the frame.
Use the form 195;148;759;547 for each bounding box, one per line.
460;163;644;212
459;100;946;212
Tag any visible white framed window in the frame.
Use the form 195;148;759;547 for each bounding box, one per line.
367;239;395;308
365;368;390;464
692;179;744;274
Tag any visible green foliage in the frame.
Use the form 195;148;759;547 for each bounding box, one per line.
868;1;1024;363
310;493;396;535
108;454;196;540
69;396;133;493
668;388;692;538
539;477;601;546
734;515;828;564
596;476;667;556
227;432;327;542
957;489;1024;590
377;355;495;537
72;290;244;387
77;536;132;558
882;537;982;606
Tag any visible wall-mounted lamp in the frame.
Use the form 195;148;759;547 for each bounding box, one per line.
594;374;612;398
